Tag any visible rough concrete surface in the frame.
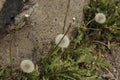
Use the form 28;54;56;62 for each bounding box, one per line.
0;0;89;66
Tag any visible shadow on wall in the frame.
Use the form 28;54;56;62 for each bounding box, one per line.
0;0;24;28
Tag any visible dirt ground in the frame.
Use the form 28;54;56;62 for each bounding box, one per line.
106;47;120;80
97;47;120;80
0;0;89;66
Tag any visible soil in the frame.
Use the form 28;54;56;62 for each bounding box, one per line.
98;47;120;80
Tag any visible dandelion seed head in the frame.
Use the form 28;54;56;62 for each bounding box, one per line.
55;34;70;48
72;17;76;21
24;14;29;18
20;60;34;73
116;6;118;9
95;13;106;24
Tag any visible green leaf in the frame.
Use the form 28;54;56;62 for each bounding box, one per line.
97;59;111;67
0;67;6;76
77;53;94;63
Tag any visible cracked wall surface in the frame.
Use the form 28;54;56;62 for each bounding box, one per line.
0;0;89;66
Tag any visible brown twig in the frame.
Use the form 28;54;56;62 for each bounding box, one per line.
104;68;117;80
9;33;14;76
92;40;112;54
92;40;108;47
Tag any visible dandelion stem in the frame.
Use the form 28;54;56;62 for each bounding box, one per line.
55;23;72;49
86;18;94;27
47;23;72;59
63;0;71;33
46;0;71;60
9;33;14;74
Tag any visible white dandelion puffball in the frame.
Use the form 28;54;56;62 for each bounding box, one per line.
55;34;70;48
24;14;29;18
20;60;34;73
95;13;106;24
72;17;76;21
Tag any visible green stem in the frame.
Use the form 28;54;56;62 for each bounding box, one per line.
86;18;94;27
63;0;71;33
9;33;13;73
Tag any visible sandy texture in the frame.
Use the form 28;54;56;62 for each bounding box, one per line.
0;0;89;66
0;0;5;10
106;47;120;79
